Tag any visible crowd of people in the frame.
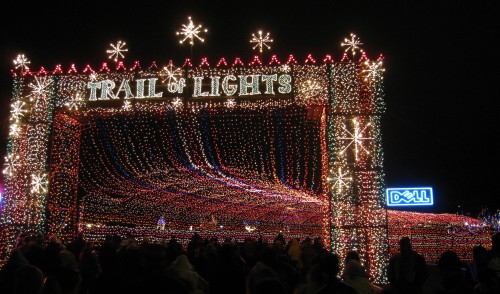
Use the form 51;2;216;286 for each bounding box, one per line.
0;231;499;294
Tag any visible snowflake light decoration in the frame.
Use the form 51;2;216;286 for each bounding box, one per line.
341;33;363;57
122;100;132;110
225;98;236;108
10;101;27;122
3;154;20;177
250;30;273;53
172;97;183;107
13;54;30;73
299;80;322;98
176;16;208;46
64;93;85;111
106;41;128;62
327;167;352;194
31;173;48;194
281;64;291;73
9;124;21;138
89;73;98;82
339;118;373;161
28;76;52;98
160;61;182;85
362;60;385;82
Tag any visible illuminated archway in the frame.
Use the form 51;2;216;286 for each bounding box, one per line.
1;54;388;282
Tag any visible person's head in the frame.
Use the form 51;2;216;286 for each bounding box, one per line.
142;243;168;272
344;259;368;279
399;237;412;254
320;252;340;277
171;254;193;271
345;251;361;264
473;245;487;262
438;250;461;271
313;237;323;246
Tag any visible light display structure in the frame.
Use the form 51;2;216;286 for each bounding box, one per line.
0;53;388;282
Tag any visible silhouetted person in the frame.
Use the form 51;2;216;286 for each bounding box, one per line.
248;260;283;294
210;242;247;294
79;242;99;294
300;237;316;282
0;246;29;293
167;235;184;265
294;263;326;294
430;250;473;294
316;252;357;294
487;232;500;286
258;244;299;293
90;238;120;294
466;245;488;286
287;238;301;269
342;251;382;294
312;237;328;264
168;254;209;293
67;232;85;262
387;237;428;294
55;249;81;294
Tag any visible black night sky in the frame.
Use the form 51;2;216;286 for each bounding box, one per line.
0;1;498;215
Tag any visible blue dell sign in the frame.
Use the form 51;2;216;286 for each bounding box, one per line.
386;187;434;206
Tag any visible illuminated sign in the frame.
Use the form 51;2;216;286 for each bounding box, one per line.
86;73;292;101
386;187;433;206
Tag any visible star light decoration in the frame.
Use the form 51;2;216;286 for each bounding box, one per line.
13;54;30;73
250;30;273;53
106;41;128;62
176;16;208;46
339;118;373;161
341;33;363;57
327;167;352;194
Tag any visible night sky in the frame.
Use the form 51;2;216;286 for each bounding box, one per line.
0;1;498;215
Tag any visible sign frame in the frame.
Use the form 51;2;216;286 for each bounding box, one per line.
386;187;434;207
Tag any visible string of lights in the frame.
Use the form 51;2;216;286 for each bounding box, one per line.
4;45;485;283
